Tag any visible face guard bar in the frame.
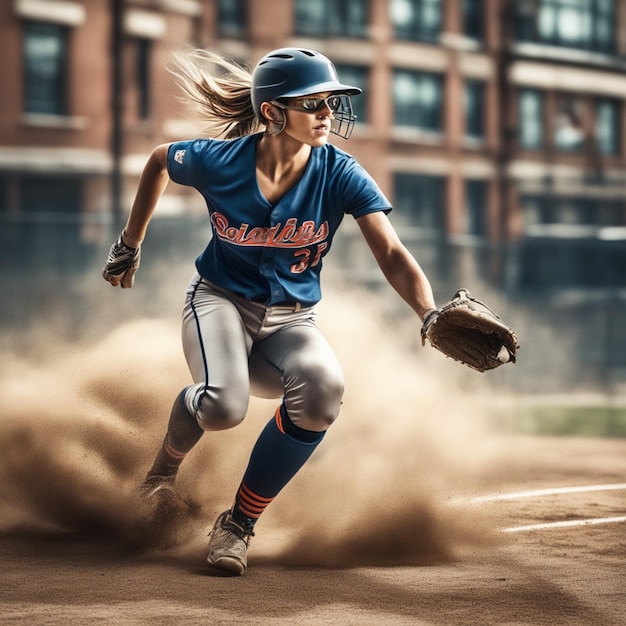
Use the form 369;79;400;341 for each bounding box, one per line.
329;94;357;139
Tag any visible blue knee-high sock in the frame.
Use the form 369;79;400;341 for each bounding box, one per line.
232;405;325;527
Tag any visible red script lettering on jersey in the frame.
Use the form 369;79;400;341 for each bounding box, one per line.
211;213;329;249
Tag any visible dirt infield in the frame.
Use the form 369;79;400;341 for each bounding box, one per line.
1;436;624;625
1;293;625;625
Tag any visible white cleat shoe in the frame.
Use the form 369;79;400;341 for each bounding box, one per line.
207;510;254;576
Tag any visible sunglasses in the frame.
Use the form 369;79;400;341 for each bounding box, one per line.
273;95;343;114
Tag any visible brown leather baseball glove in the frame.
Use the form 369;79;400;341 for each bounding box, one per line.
421;289;519;372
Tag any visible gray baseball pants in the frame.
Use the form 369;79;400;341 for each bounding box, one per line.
181;274;344;433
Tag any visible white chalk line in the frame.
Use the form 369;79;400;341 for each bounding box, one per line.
449;483;626;533
503;516;626;533
464;482;626;504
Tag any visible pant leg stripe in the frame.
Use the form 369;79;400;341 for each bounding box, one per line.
188;277;211;405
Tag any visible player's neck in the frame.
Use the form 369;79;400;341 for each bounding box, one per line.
256;135;311;184
256;136;311;205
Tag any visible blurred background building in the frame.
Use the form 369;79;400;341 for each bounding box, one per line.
1;0;626;383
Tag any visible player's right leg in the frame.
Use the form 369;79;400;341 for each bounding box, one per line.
140;274;252;499
139;388;202;498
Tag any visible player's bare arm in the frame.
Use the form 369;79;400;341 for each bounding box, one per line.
356;211;436;321
102;143;171;288
123;143;171;246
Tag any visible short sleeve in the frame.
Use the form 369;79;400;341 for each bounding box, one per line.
340;159;392;219
167;140;210;188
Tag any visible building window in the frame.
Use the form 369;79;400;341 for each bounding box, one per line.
335;64;369;124
462;0;484;41
136;38;151;120
522;197;546;229
23;21;68;115
518;89;544;150
295;0;369;38
554;95;585;152
523;195;626;232
19;176;82;214
393;70;443;131
390;0;441;42
295;0;324;35
465;180;488;236
465;80;485;140
516;0;616;54
218;0;247;37
15;176;87;265
393;174;445;230
596;98;620;156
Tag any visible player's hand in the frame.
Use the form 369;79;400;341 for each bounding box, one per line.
102;233;141;288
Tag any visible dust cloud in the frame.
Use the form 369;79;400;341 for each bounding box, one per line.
0;285;513;568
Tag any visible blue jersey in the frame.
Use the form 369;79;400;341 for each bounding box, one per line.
167;134;391;307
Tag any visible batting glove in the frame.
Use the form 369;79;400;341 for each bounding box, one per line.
102;233;141;289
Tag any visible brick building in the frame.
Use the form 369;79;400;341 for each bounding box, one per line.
1;0;626;293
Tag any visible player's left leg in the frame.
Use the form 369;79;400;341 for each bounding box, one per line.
207;321;344;574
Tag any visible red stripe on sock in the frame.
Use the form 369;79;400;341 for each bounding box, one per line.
165;437;187;460
237;498;265;516
238;500;264;518
236;482;274;519
240;482;273;504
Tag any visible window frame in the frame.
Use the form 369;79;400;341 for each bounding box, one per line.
295;0;370;38
595;97;621;156
464;79;486;141
23;20;69;116
392;69;444;132
465;179;488;237
553;93;585;153
393;173;446;231
518;88;545;151
390;0;442;43
217;0;247;38
515;0;616;54
462;0;484;41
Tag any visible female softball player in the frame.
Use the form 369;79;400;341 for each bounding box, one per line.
102;47;437;575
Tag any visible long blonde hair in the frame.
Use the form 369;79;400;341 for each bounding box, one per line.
168;49;263;139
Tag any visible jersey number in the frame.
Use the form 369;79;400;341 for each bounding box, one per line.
290;243;328;274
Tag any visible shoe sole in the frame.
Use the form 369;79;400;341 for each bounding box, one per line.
207;555;246;576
